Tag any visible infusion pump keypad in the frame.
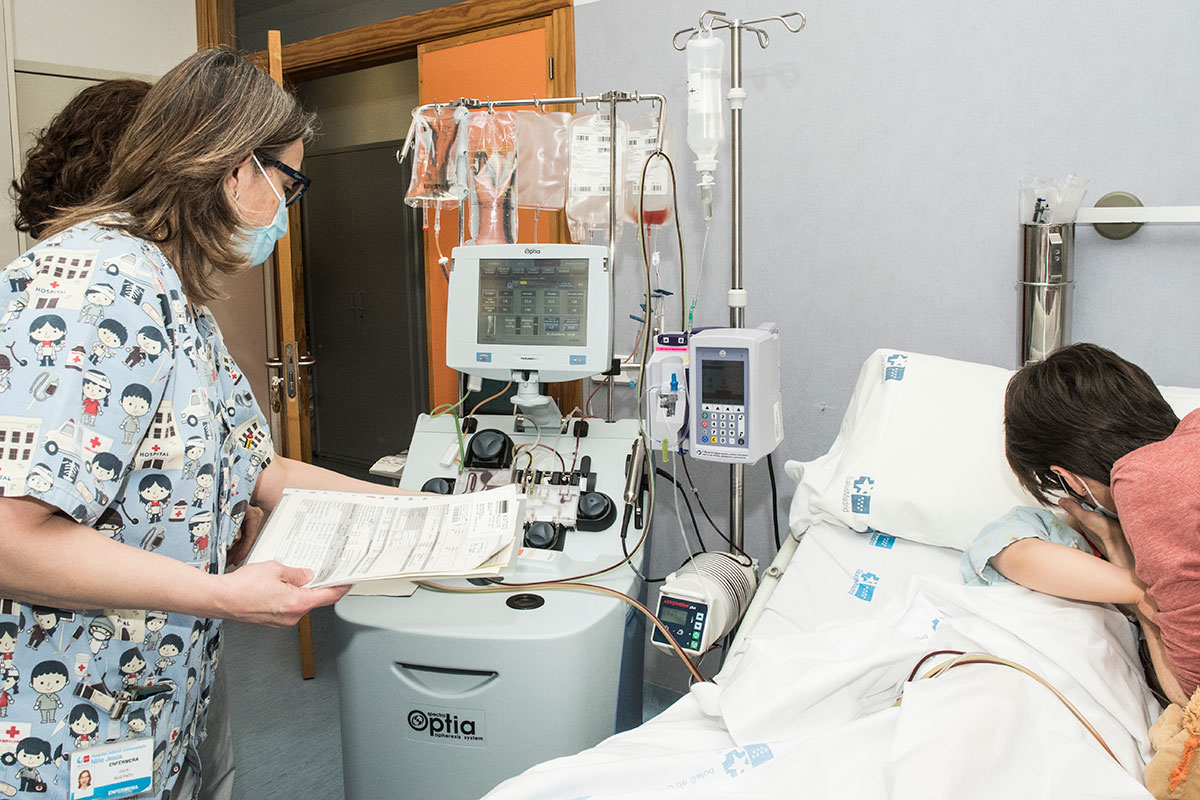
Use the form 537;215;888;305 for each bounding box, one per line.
699;405;747;448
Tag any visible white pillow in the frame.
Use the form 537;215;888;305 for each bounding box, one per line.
786;349;1032;550
787;350;1200;552
1162;385;1200;420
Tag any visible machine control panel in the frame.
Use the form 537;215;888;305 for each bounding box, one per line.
694;347;749;451
698;403;747;448
688;326;783;464
650;595;708;654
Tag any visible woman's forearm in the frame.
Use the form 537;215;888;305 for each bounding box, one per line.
991;537;1144;605
0;495;349;627
252;454;420;513
0;496;219;614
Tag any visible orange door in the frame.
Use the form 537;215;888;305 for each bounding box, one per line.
418;16;574;409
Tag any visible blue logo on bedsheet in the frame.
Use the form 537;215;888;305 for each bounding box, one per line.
868;531;896;549
848;475;874;514
850;569;881;601
884;353;908;381
721;743;774;778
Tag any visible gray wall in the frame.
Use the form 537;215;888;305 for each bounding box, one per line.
574;0;1200;687
297;60;419;153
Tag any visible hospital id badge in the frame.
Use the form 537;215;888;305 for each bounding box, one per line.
69;738;153;799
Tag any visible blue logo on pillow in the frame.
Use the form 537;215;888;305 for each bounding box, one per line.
850;569;881;601
722;743;774;778
868;531;896;549
850;475;874;514
884;353;908;381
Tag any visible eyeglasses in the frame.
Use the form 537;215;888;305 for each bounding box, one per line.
262;156;311;207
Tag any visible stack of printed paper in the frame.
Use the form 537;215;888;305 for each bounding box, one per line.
246;484;524;595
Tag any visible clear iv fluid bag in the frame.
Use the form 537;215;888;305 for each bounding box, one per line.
686;31;725;173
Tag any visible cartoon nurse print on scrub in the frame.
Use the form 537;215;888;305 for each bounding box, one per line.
27;315;67;367
80;370;111;427
138;474;172;524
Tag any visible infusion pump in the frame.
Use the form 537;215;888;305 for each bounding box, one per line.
642;325;784;463
688;325;784;464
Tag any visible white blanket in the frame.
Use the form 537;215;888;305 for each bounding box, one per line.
485;562;1158;799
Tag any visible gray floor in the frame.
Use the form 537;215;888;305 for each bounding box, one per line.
223;607;684;799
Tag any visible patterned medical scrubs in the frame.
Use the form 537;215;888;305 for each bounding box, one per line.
0;220;273;798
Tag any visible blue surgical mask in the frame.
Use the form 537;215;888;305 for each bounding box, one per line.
235;155;289;266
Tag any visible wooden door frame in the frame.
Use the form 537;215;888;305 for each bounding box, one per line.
241;0;571;82
196;0;579;416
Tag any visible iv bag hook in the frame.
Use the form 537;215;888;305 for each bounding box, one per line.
673;10;806;50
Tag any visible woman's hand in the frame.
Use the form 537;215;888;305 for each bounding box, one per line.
210;561;350;627
1058;497;1134;570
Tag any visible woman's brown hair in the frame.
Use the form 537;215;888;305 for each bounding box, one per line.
12;79;151;238
44;48;315;303
1004;342;1179;504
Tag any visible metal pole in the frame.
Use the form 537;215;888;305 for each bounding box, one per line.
728;20;746;551
606;95;619;423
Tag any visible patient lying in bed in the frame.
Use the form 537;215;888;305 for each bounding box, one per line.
990;343;1197;708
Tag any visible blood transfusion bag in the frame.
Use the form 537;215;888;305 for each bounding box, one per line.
404;106;467;209
467;111;519;245
626;111;677;226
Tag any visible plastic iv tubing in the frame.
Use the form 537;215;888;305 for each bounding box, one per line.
906;652;1121;767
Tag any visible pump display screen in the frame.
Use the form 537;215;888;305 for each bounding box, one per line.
701;359;745;405
477;258;589;347
659;605;689;625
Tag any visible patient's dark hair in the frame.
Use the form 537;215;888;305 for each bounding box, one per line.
12;79;151;238
1004;343;1179;505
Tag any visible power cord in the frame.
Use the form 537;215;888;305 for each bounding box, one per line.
767;453;781;551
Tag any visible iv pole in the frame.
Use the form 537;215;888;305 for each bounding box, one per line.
673;10;806;551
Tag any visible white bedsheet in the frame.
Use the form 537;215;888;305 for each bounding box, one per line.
484;523;1159;799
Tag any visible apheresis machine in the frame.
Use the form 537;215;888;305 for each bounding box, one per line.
336;244;650;800
337;39;786;796
335;243;783;799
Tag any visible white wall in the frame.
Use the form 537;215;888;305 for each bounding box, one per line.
574;0;1200;688
12;0;193;77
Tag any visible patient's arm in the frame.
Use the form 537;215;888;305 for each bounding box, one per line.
992;537;1186;705
991;537;1145;606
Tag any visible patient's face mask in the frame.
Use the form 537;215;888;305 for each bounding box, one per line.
1056;473;1118;520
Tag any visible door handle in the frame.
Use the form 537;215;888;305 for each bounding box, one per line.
265;358;284;370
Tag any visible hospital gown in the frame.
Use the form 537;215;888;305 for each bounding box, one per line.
961;505;1096;586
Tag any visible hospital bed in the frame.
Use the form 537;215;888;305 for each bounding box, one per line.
482;348;1198;800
